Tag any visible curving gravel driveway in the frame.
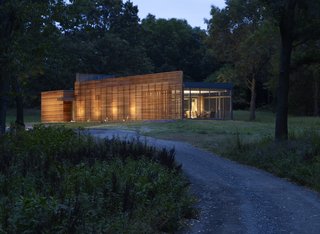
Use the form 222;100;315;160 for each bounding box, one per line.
89;129;320;234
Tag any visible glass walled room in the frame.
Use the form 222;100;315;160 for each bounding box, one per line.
183;82;233;120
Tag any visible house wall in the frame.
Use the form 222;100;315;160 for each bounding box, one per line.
74;71;183;122
41;90;74;122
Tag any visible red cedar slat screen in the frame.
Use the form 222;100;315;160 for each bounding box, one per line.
74;71;183;122
41;90;74;122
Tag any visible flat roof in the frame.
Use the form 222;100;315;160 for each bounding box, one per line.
76;73;115;82
184;82;233;90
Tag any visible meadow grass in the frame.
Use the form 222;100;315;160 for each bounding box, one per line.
6;109;40;125
113;111;273;153
119;111;319;154
0;126;195;232
7;109;319;150
6;109;320;190
121;111;320;191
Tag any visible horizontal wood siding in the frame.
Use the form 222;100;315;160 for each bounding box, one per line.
41;90;74;122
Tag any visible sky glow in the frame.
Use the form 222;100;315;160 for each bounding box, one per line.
130;0;226;29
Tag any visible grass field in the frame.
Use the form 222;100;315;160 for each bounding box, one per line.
12;109;318;154
120;111;320;191
6;109;320;191
6;109;40;125
113;111;320;155
90;110;319;192
7;109;319;150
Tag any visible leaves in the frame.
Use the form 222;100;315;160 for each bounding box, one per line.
0;126;195;233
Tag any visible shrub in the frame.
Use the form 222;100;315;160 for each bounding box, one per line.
224;130;320;192
0;125;196;233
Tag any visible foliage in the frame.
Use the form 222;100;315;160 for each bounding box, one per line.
0;126;196;233
206;0;279;119
224;130;320;191
258;0;320;139
122;111;320;191
12;1;216;109
1;0;319;137
141;15;215;81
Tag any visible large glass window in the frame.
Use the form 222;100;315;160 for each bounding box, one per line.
183;88;232;119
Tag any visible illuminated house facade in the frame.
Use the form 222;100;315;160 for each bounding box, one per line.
41;71;233;122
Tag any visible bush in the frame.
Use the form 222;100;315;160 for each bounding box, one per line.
0;125;196;233
224;130;320;192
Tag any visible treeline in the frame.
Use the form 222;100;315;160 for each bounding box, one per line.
0;0;215;108
206;0;320;120
0;0;319;138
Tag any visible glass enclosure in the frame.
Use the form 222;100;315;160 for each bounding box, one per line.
183;88;232;120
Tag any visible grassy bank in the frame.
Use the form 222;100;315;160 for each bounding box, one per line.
0;126;196;233
121;111;320;192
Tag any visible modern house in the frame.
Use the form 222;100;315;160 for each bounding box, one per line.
41;71;233;122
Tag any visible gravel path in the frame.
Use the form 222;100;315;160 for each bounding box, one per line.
89;129;320;234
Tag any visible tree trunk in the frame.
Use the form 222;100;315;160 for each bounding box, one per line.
314;76;319;117
249;76;256;121
12;76;25;127
275;0;296;141
0;77;9;136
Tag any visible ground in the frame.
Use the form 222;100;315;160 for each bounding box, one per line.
90;129;320;234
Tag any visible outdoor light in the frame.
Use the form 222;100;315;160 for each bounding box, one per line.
41;71;233;122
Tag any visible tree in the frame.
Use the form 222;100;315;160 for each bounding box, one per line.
0;0;22;135
207;0;277;120
313;65;320;116
141;15;213;81
236;22;278;120
0;0;63;134
260;0;320;140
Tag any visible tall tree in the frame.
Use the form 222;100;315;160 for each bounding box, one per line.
142;15;213;81
207;0;276;120
236;22;277;120
260;0;320;140
0;0;21;135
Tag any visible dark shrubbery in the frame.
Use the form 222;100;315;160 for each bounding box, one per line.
0;125;196;233
225;130;320;191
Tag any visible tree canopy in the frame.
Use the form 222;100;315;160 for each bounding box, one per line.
0;0;319;139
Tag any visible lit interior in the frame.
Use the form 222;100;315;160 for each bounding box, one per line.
41;72;233;122
183;88;232;119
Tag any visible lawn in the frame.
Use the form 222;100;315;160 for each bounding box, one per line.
8;109;319;152
6;109;40;125
120;111;320;191
8;109;320;191
109;111;319;155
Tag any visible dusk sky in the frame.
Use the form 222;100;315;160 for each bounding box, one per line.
130;0;226;29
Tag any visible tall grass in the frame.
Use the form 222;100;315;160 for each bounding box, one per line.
224;130;320;191
0;125;196;233
124;111;320;192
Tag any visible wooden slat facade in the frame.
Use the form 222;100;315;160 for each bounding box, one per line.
74;71;183;122
41;90;74;122
41;71;233;122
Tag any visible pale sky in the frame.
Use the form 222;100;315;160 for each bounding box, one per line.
130;0;226;29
